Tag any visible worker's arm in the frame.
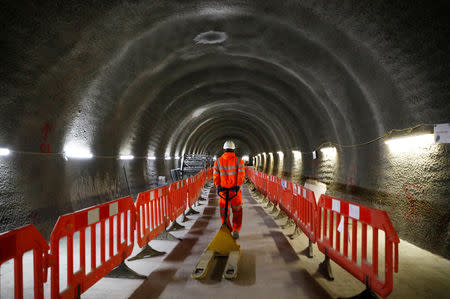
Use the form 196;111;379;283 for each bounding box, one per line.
237;158;245;186
213;160;220;186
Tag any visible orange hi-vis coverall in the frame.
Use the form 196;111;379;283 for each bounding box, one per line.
213;152;245;232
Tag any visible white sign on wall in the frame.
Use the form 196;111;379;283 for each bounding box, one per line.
434;123;450;143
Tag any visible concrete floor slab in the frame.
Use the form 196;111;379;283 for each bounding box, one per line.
130;185;332;299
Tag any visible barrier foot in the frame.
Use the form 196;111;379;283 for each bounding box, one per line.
287;224;301;238
167;220;185;232
270;205;279;214
275;210;287;220
319;253;334;281
307;239;314;258
338;288;378;299
155;229;180;241
106;261;147;279
128;244;165;261
265;201;273;209
282;218;295;230
186;207;199;215
338;277;378;299
182;212;191;222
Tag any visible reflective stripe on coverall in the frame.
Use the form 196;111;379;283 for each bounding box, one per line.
213;152;245;232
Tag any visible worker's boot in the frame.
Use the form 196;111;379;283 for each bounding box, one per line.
232;230;239;240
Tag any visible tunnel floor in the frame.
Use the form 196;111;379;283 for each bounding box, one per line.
128;185;331;299
2;183;449;298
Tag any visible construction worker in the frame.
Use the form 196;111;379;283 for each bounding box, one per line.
213;140;245;239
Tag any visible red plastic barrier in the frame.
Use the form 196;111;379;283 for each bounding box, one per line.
264;173;269;197
136;186;170;248
50;196;136;299
207;167;213;180
316;195;399;298
256;172;267;196
187;176;196;207
292;184;318;242
278;179;293;216
268;176;280;205
0;225;49;299
169;180;187;222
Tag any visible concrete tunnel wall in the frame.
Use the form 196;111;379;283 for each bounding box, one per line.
1;0;449;259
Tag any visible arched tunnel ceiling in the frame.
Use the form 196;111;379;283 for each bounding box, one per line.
1;0;450;257
2;0;449;157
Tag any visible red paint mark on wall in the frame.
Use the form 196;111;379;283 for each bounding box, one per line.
348;162;356;186
40;122;51;153
348;177;355;186
41;122;51;141
40;143;51;153
395;182;424;221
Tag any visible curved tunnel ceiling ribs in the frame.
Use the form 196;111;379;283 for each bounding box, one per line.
61;6;395;162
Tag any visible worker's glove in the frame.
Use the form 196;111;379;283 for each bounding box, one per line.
232;185;240;193
217;186;224;193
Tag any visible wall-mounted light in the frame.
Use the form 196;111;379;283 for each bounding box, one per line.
262;152;267;157
292;150;302;159
0;148;10;156
119;155;134;160
165;156;172;160
192;107;207;118
312;151;317;160
320;147;337;159
242;155;249;162
148;156;156;160
174;156;180;160
385;133;434;152
213;155;217;160
63;144;93;159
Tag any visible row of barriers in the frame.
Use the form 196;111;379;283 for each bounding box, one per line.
0;167;213;299
246;167;399;298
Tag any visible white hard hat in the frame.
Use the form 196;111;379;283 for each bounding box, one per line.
223;140;236;150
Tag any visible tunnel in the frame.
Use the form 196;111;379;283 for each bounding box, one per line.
1;0;450;298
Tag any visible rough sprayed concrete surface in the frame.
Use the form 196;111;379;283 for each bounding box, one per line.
0;0;449;260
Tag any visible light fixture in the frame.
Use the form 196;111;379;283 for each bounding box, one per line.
119;155;134;160
213;155;217;160
277;151;284;157
192;107;207;118
165;156;172;160
262;152;267;157
292;150;302;159
320;147;336;153
148;156;156;160
320;147;337;160
385;134;434;152
312;151;317;160
175;156;180;160
63;144;93;159
242;155;249;162
0;148;10;156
